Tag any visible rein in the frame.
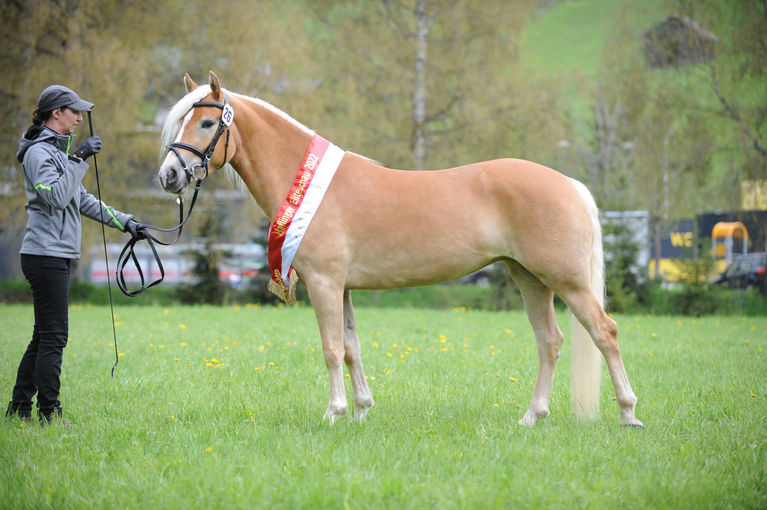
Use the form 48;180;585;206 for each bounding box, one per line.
116;94;233;297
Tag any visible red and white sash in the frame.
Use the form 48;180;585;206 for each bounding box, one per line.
267;134;344;301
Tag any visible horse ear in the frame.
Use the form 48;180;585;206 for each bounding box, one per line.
209;71;222;98
184;74;198;93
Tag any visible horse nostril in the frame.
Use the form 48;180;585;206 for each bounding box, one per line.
164;168;177;188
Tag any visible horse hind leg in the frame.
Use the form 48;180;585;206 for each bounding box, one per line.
505;261;564;426
561;286;643;427
343;290;374;421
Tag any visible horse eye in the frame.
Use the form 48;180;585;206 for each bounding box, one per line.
200;119;215;129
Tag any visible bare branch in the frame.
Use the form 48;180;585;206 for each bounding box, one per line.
709;61;767;159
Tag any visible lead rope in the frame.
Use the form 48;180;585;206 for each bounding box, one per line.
87;111;120;378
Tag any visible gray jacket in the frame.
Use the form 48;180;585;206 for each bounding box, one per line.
17;125;133;259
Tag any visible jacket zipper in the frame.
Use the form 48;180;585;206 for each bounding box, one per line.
59;209;67;238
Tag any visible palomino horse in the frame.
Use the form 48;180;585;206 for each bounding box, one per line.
158;72;642;427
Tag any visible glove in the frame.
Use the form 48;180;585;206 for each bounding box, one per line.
125;219;147;240
74;136;102;160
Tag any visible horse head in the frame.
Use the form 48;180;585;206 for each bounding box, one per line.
158;71;235;194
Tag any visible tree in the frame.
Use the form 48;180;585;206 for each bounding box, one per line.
0;0;170;276
311;0;536;170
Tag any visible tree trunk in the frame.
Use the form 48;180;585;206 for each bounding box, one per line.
412;0;430;171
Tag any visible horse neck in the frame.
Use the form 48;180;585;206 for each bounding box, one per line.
228;96;314;219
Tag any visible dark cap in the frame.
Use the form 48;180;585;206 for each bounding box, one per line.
37;85;94;113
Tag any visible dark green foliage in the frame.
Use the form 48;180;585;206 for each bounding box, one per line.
176;215;230;305
604;222;649;313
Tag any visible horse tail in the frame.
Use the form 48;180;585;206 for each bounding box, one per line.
569;178;603;419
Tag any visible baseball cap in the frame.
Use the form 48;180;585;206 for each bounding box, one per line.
37;85;94;112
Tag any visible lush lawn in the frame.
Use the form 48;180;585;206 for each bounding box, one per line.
1;303;765;509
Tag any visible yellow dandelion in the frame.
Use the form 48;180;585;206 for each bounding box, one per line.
651;333;657;338
509;377;518;382
649;351;653;357
179;324;186;330
387;352;393;357
205;446;213;452
163;309;169;315
174;357;180;362
180;342;186;346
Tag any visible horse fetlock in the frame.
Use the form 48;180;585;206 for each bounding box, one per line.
323;402;348;425
518;406;550;426
353;399;374;422
618;400;642;427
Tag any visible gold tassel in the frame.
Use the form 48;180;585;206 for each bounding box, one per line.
267;272;299;304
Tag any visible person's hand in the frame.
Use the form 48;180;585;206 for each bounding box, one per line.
74;136;102;160
126;220;147;240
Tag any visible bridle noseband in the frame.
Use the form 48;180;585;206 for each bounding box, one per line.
116;93;234;297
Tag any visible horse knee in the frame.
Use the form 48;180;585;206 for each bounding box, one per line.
323;346;345;369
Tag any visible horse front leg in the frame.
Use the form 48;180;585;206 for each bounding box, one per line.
343;290;374;421
306;280;348;425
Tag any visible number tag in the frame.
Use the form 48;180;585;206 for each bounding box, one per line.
222;104;234;126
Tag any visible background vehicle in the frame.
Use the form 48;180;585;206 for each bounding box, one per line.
713;252;767;294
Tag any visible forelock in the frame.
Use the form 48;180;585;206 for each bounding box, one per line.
161;85;213;149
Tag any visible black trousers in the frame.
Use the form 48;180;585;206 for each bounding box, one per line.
9;254;71;419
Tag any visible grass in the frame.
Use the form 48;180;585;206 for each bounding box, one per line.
520;0;667;79
1;303;765;509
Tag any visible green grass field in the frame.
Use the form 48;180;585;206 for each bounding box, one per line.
1;303;765;509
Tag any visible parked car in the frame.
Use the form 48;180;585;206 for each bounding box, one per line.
713;252;767;294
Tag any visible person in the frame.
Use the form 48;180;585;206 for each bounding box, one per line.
5;85;145;426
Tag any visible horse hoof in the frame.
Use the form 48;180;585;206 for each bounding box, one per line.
323;404;348;426
353;401;374;422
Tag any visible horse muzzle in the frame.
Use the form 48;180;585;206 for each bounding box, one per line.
158;161;190;195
